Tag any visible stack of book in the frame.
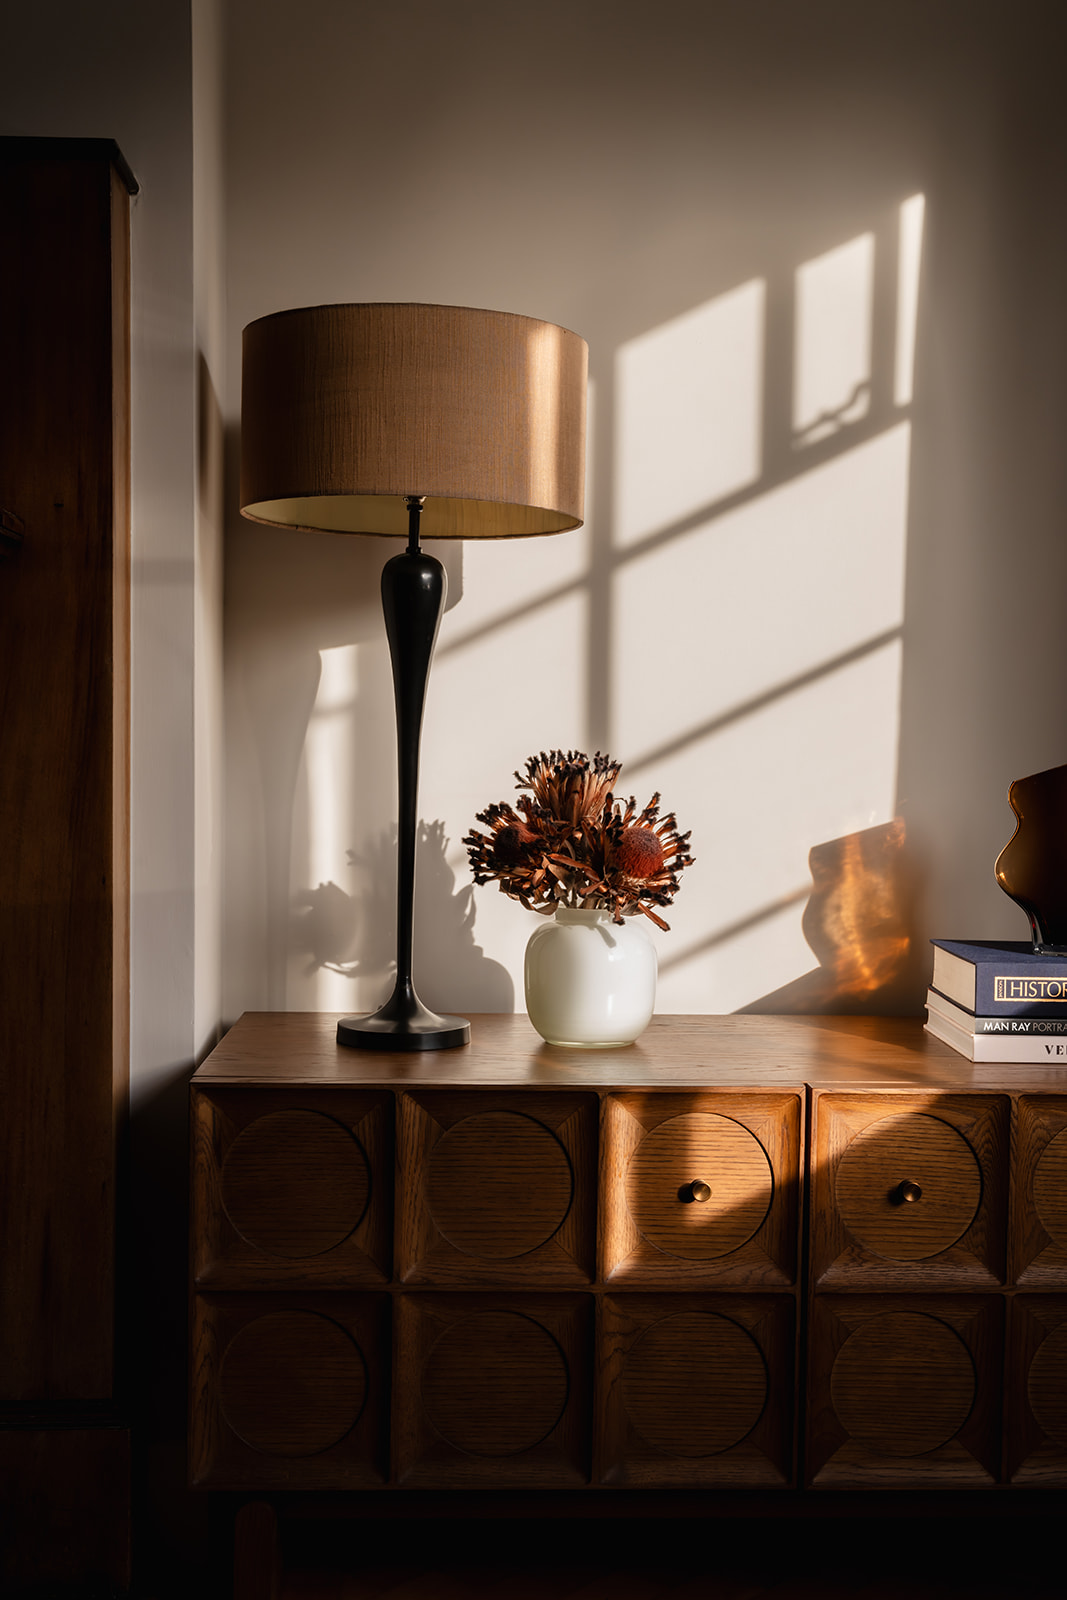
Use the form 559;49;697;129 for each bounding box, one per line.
926;939;1067;1061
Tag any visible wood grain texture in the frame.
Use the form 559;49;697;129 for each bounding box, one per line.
0;140;130;1404
393;1294;591;1488
222;1110;370;1259
195;1013;976;1089
192;1294;389;1489
625;1114;772;1261
1005;1296;1067;1483
1013;1097;1067;1286
0;136;131;1592
220;1310;368;1457
193;1088;391;1288
810;1093;1009;1289
601;1092;801;1287
396;1092;596;1285
426;1112;573;1260
834;1113;981;1262
598;1294;794;1487
420;1309;569;1455
806;1296;1002;1487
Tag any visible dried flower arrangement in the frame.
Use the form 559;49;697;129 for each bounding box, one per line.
465;750;694;930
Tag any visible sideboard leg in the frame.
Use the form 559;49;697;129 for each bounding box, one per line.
234;1500;279;1600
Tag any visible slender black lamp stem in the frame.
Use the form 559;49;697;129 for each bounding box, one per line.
337;497;470;1049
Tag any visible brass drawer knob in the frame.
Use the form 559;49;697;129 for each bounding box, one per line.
894;1179;923;1205
686;1179;712;1203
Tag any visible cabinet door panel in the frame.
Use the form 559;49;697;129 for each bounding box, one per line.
396;1093;596;1284
598;1294;794;1486
192;1089;391;1287
191;1294;389;1488
601;1092;801;1286
1013;1097;1067;1286
810;1093;1008;1289
1006;1296;1067;1483
806;1295;1002;1486
393;1293;591;1486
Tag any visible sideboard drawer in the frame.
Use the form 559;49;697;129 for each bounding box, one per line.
395;1092;596;1285
1006;1296;1067;1483
192;1089;392;1288
1013;1097;1067;1287
190;1293;389;1489
597;1293;794;1486
600;1092;801;1287
810;1093;1008;1289
806;1295;1002;1487
393;1292;592;1487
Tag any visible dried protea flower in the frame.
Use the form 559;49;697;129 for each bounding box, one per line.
517;750;622;827
465;750;693;928
611;826;665;878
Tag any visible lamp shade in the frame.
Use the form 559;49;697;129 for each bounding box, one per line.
240;302;587;539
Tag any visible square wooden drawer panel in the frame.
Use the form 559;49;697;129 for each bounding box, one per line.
1012;1096;1067;1286
1006;1296;1067;1484
809;1092;1008;1289
393;1293;592;1487
598;1293;795;1487
395;1091;596;1285
190;1293;389;1489
192;1088;391;1288
806;1295;1002;1487
600;1092;801;1286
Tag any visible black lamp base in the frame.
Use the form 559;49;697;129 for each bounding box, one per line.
337;993;470;1051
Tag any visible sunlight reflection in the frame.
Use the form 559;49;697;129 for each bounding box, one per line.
614;423;909;760
895;195;925;407
794;233;873;443
615;281;764;545
301;642;360;1007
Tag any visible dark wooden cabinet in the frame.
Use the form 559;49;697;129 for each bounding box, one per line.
190;1013;1067;1508
0;136;135;1592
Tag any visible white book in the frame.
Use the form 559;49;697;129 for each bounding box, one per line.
925;1007;1067;1062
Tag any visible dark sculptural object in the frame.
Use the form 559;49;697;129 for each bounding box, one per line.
994;763;1067;953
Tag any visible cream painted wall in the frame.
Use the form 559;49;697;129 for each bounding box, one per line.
222;0;1067;1023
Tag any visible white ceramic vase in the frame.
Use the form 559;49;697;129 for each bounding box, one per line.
524;905;657;1047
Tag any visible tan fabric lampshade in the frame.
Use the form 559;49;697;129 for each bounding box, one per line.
240;302;588;539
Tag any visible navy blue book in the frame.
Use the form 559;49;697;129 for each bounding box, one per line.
931;939;1067;1016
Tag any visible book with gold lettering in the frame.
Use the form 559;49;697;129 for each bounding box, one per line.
927;987;1067;1036
931;939;1067;1017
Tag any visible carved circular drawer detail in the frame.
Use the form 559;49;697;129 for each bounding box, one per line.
622;1311;766;1456
426;1110;573;1259
219;1310;367;1456
420;1310;569;1455
221;1109;370;1258
830;1312;975;1456
625;1113;773;1260
835;1113;981;1261
1027;1322;1067;1446
1033;1130;1067;1248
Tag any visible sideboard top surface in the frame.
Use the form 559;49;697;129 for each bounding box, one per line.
192;1012;1067;1091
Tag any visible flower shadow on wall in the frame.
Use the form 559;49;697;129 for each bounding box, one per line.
290;819;513;1013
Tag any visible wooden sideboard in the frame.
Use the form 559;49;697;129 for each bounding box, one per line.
190;1011;1067;1528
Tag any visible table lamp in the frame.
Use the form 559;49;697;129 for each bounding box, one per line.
240;303;588;1050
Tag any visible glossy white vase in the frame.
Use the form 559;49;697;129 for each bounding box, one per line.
524;906;657;1047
